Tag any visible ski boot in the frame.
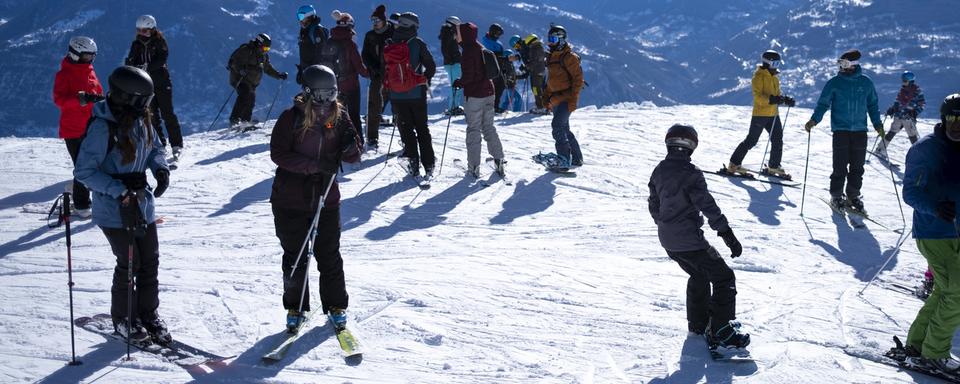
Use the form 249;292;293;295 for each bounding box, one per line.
467;165;481;179
142;316;172;345
328;307;348;331
114;318;151;344
916;271;934;300
493;159;506;177
286;310;306;334
920;356;960;373
423;166;435;182
708;320;750;349
829;195;846;212
365;140;379;152
761;166;792;180
723;163;752;177
171;146;182;161
846;196;867;216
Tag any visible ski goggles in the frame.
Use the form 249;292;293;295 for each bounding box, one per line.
112;91;154;111
78;52;96;63
262;46;270;52
305;86;338;103
837;58;859;70
297;11;315;22
946;115;960;123
548;35;562;44
763;59;781;69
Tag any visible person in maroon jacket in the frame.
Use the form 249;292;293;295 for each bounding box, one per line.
453;22;505;178
327;10;369;145
270;65;361;331
53;36;103;217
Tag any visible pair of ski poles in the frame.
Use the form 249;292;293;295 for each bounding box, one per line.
208;74;286;131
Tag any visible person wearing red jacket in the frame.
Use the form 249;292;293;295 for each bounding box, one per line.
327;11;370;145
53;36;103;217
453;22;505;178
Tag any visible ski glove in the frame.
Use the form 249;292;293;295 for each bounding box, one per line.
118;173;149;191
936;201;956;223
78;91;105;107
804;120;817;132
278;72;289;80
874;124;885;137
768;95;784;105
119;190;147;236
885;106;897;117
783;96;796;107
153;169;170;198
718;229;742;258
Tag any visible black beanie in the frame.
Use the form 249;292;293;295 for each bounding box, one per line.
840;49;861;61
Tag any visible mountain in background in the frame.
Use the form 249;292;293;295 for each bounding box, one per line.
0;0;956;136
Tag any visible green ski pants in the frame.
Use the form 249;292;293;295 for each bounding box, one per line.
907;238;960;358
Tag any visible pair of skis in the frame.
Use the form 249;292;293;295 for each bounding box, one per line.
74;314;231;367
818;196;892;231
262;311;362;363
704;164;800;188
451;158;513;187
393;157;432;190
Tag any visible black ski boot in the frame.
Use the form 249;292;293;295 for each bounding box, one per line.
142;316;172;345
114;318;151;344
709;320;750;349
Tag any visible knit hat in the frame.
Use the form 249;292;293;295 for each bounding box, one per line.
840;49;861;61
331;10;354;27
371;4;386;22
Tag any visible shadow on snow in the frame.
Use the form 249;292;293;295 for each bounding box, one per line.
810;213;891;282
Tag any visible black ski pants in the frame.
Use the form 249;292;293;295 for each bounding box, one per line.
530;73;546;109
65;138;91;210
393;98;435;172
830;131;868;199
274;205;348;314
229;82;257;126
666;246;737;335
366;76;388;144
339;90;363;143
149;75;183;148
102;223;160;325
729;115;783;168
493;76;505;111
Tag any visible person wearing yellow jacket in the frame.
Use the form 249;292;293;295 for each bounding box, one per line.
727;50;795;177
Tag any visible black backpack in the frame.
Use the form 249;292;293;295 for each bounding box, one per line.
481;48;501;81
319;40;344;79
81;115;119;154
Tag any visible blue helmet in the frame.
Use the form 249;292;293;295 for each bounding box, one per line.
901;71;915;83
509;35;521;49
297;5;316;21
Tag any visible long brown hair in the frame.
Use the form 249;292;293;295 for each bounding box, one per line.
115;108;154;164
297;96;343;142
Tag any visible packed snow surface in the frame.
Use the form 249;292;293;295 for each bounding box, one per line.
0;104;947;383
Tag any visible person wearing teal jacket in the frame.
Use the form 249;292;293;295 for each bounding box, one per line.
804;49;883;214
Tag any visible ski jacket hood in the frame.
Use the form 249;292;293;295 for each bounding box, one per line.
903;124;960;239
53;57;103;139
648;150;731;252
810;66;882;132
457;22;494;98
74;101;168;228
751;65;781;117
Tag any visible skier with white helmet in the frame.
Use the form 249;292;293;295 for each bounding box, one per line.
125;15;184;165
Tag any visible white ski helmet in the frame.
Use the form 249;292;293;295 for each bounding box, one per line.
136;15;157;29
67;36;97;62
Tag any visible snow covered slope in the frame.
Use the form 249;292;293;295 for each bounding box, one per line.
0;104;948;383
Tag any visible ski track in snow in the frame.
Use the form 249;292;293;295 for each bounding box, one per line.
0;105;949;383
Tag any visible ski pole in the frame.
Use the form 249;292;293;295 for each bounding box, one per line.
207;73;246;131
799;130;812;217
759;106;790;170
62;192;81;366
522;78;528;111
866;116;887;163
260;78;285;130
438;89;457;176
383;122;397;162
293;172;338;314
886;154;907;231
125;218;135;360
860;228;913;295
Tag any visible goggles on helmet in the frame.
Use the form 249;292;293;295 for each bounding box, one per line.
548;35;561;44
305;86;337;103
113;91;153;111
837;58;859;70
946;115;960;123
78;52;96;64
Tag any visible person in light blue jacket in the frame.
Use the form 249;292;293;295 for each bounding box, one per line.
902;93;960;372
74;66;171;345
804;49;883;214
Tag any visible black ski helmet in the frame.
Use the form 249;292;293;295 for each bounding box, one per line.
761;50;781;67
548;24;567;39
301;65;338;103
108;66;154;111
664;124;698;152
489;23;504;37
256;33;272;48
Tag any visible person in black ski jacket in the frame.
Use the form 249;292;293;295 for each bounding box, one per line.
439;16;463;116
125;15;183;160
296;5;329;85
648;124;750;349
227;33;287;127
361;4;393;148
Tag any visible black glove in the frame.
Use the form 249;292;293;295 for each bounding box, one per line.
885;106;897;117
517;71;529;80
519;64;527;73
118;173;148;191
78;91;105;106
718;228;743;258
783;96;796;107
153;169;170;198
452;79;463;89
936;201;956;223
908;109;918;119
768;95;784;105
119;190;147;236
278;72;289;80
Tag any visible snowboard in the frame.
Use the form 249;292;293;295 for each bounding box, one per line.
75;314;231;367
531;152;577;175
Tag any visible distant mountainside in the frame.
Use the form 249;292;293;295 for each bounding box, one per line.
0;0;956;136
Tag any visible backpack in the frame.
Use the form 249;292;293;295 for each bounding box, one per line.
482;49;501;81
81;115;119;155
319;39;344;78
383;38;427;93
549;50;589;89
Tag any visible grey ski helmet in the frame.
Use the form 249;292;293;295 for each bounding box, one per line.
664;124;698;152
301;65;338;103
397;12;419;29
68;36;97;62
136;15;157;29
108;66;154;112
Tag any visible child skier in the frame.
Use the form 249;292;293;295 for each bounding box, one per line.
648;124;750;350
878;70;925;158
498;50;524;113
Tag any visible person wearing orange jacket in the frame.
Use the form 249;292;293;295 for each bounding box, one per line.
53;36;103;218
543;24;584;168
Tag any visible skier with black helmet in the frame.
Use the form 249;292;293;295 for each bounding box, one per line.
878;70;926;158
648;124;749;352
512;34;548;114
439;16;463;116
361;4;394;149
296;5;329;84
898;93;960;373
269;64;361;332
383;12;436;179
74;65;172;345
54;36;103;219
481;23;507;113
804;49;883;215
544;24;584;168
227;33;288;128
726;50;795;179
125;15;184;165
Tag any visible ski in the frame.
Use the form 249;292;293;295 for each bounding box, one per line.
705;165;800;188
485;157;513;186
75;314;231;367
452;159;490;188
330;313;362;359
883;336;960;383
818;196;866;228
262;311;316;362
531;152;577;175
